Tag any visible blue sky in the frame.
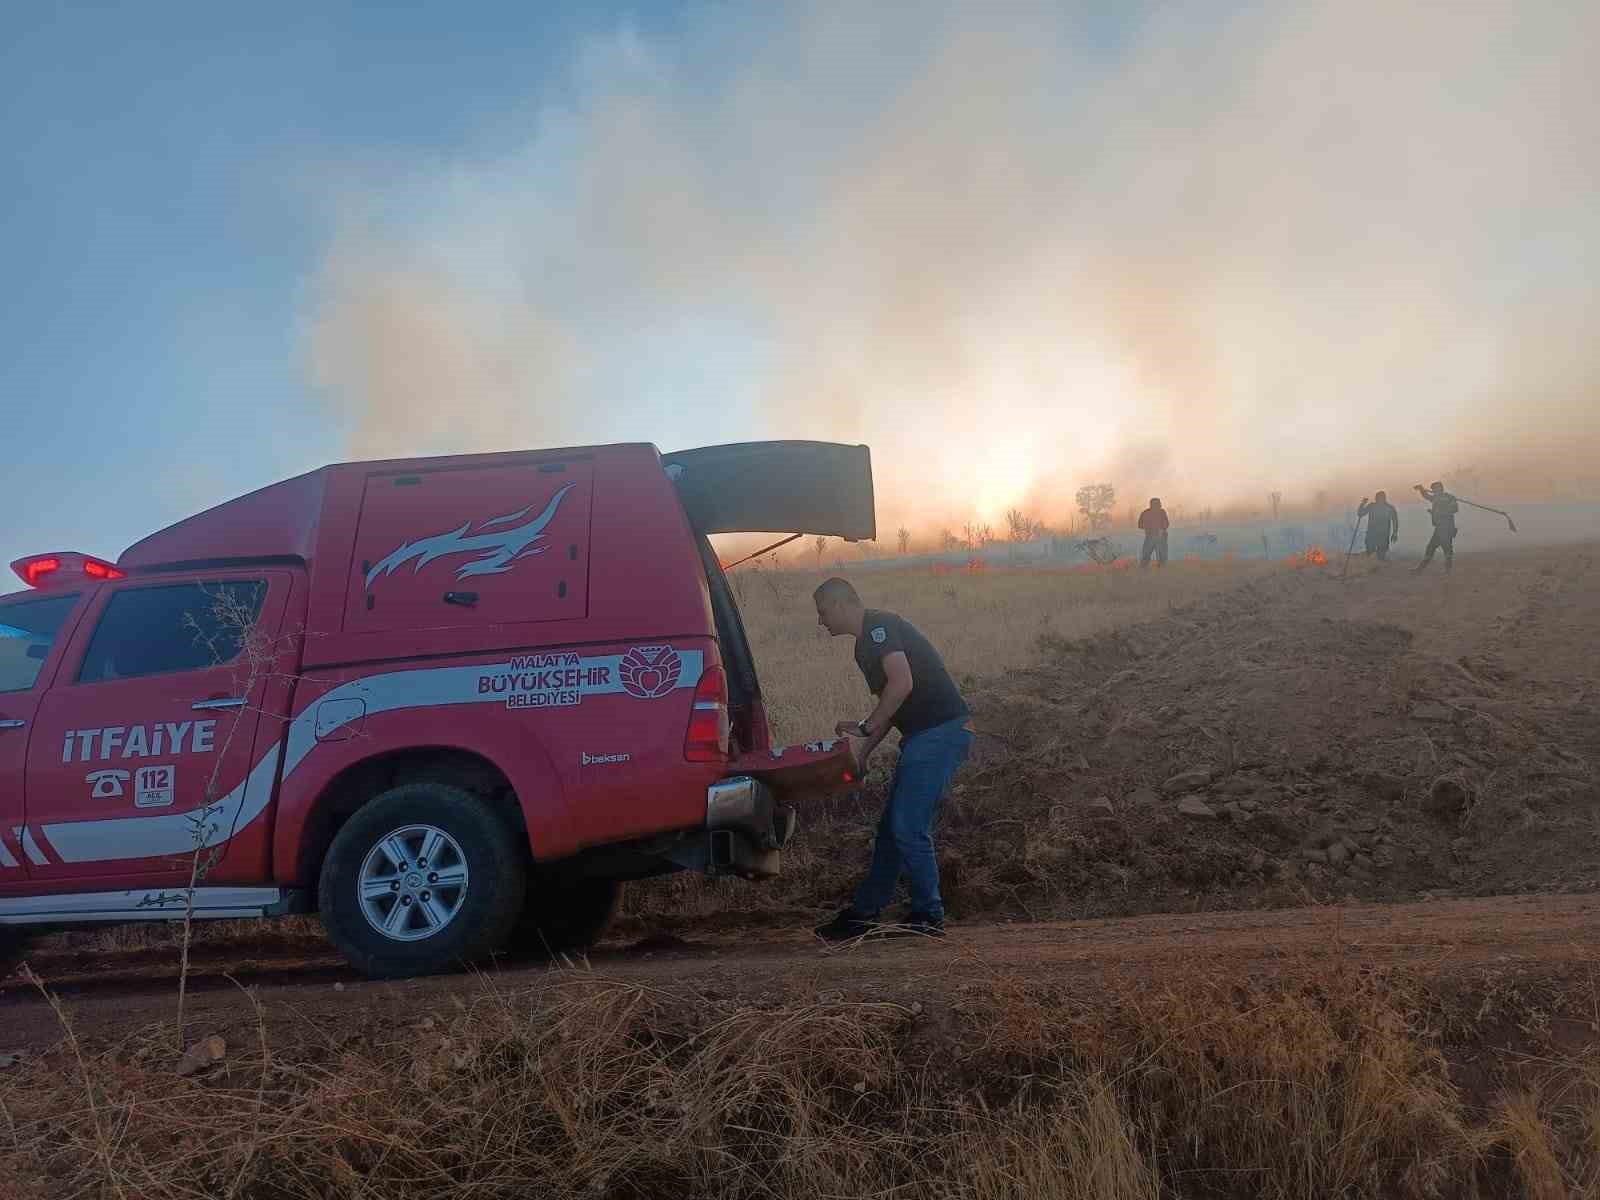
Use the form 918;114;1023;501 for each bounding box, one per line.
0;1;1175;593
0;1;721;588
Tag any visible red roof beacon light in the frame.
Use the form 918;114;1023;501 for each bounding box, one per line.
10;552;125;588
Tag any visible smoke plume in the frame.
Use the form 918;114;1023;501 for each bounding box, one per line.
304;1;1599;539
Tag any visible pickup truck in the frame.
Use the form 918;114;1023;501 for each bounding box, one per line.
0;440;871;976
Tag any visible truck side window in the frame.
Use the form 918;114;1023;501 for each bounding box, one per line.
77;581;267;684
0;594;81;693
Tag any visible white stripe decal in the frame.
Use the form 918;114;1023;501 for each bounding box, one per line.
17;826;49;867
37;650;705;865
0;839;17;869
41;744;284;866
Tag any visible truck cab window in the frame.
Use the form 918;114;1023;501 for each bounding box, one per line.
0;594;80;692
77;581;267;683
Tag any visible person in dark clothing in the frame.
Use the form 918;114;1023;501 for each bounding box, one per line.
811;578;974;942
1137;498;1170;568
1358;491;1400;561
1413;481;1459;573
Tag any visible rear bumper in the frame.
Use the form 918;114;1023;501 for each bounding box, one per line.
704;776;797;879
543;776;803;884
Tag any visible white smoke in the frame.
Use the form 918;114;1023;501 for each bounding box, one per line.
303;1;1600;536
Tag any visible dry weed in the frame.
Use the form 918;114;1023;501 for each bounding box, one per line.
3;965;1553;1199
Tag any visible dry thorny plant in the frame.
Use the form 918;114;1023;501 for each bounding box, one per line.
158;585;329;1048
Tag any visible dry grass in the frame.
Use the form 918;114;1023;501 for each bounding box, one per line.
730;558;1275;746
7;962;1595;1198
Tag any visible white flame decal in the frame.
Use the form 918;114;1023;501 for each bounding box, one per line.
365;484;575;589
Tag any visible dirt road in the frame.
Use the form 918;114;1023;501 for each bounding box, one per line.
6;891;1600;1052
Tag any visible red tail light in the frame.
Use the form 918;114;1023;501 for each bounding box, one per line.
684;666;730;762
11;553;126;588
19;556;61;586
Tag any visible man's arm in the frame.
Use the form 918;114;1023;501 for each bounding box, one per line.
862;651;913;738
835;651;913;766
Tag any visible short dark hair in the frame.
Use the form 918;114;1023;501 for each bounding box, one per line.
813;577;860;606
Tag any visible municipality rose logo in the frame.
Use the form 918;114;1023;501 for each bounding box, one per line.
619;645;682;700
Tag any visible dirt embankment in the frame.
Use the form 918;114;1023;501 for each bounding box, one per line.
729;541;1600;926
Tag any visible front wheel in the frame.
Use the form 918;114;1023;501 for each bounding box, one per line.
319;782;526;979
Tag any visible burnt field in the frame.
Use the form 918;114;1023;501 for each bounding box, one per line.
4;542;1600;1198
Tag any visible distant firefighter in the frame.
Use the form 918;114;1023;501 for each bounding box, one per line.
1137;498;1169;568
1412;481;1459;573
1357;491;1400;562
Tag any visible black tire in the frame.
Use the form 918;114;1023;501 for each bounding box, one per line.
505;876;621;955
318;782;527;979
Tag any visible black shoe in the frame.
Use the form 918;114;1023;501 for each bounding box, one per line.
814;909;874;942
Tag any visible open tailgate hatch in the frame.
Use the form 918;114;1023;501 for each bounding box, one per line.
730;738;859;802
663;440;875;540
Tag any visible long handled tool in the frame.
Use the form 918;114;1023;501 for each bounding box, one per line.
1342;508;1366;578
1455;496;1518;533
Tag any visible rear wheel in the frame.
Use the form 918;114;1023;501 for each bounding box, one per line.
505;877;621;955
319;782;526;979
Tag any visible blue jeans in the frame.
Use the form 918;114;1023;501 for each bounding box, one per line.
853;716;974;922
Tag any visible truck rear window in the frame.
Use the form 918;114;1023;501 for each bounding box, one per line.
0;594;80;693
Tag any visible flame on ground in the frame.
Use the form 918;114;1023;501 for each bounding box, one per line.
1288;546;1330;567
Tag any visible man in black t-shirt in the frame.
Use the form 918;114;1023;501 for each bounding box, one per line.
811;577;974;941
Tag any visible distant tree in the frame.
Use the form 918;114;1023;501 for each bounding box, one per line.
939;528;962;552
897;527;911;555
813;535;827;568
1075;483;1117;531
1269;491;1282;521
1005;508;1042;542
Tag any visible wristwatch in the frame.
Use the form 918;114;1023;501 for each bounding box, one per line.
855;719;871;738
